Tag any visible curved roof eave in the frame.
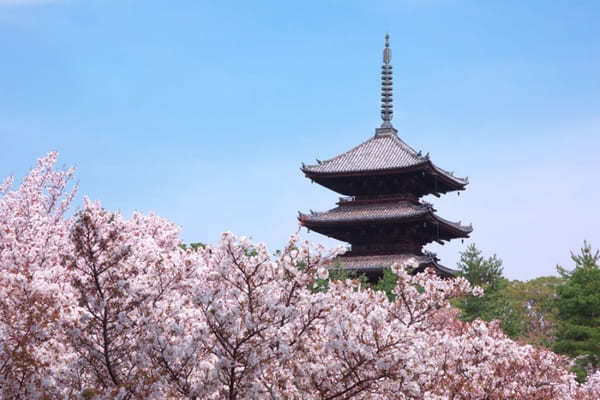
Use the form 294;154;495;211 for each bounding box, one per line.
301;159;468;191
298;208;472;237
428;161;469;188
430;212;473;236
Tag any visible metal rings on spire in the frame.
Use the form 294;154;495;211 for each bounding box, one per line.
381;34;393;128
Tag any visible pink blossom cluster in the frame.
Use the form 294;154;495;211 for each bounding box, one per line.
1;152;600;399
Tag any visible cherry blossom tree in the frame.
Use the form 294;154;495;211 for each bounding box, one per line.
0;151;76;398
60;198;187;398
3;152;600;399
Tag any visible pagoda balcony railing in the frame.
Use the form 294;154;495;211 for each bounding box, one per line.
338;196;356;203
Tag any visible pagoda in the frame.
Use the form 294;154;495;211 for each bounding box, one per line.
299;35;472;282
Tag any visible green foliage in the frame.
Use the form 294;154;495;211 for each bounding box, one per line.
458;244;503;290
328;265;359;282
179;242;205;251
455;244;524;338
311;265;368;294
457;279;525;338
503;276;563;347
553;242;600;381
245;248;259;257
372;268;398;301
557;240;600;278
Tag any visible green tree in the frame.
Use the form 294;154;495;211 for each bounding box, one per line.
503;276;563;347
553;241;600;381
455;244;524;338
373;268;399;301
458;244;503;289
557;240;600;277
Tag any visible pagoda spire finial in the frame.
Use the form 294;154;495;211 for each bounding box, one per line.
380;33;393;129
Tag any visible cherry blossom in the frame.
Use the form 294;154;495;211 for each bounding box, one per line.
2;152;600;399
0;151;77;398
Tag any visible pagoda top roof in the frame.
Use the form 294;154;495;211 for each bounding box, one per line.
301;34;468;192
299;200;472;236
301;128;468;187
303;128;422;173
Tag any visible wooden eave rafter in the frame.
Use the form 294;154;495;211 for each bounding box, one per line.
302;160;467;193
299;209;472;239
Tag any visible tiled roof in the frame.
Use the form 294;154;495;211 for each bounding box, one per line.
300;200;428;223
434;263;458;277
299;200;473;235
325;253;457;277
303;130;425;174
302;129;468;186
331;253;432;270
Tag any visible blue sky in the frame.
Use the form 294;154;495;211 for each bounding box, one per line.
1;0;599;280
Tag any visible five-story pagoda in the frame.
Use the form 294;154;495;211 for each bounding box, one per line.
299;35;472;282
